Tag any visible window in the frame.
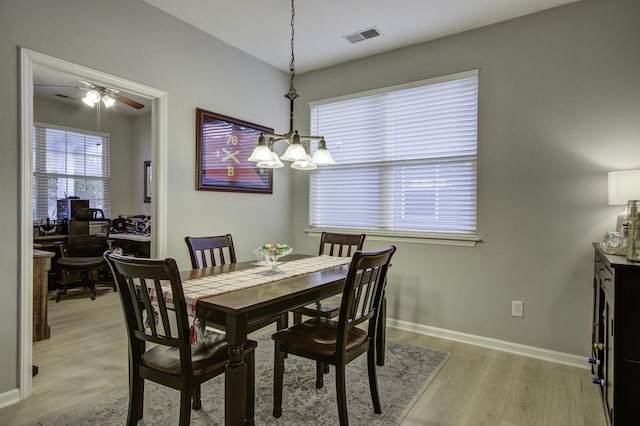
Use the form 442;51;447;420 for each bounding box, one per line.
309;70;478;241
33;123;110;220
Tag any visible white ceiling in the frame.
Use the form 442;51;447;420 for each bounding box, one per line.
34;0;578;114
141;0;579;73
33;67;151;117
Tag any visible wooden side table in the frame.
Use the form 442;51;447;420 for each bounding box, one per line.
33;249;55;341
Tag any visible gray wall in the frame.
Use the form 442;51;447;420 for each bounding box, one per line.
1;0;638;402
34;96;147;217
290;0;640;356
132;114;152;217
0;0;290;396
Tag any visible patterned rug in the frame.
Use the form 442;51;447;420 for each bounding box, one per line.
42;334;448;426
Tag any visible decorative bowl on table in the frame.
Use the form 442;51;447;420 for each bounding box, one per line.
260;243;292;273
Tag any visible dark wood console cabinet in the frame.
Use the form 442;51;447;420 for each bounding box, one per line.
591;243;640;425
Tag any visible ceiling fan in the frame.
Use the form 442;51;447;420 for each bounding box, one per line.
35;81;145;110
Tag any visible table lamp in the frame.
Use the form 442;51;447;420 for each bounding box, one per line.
608;169;640;231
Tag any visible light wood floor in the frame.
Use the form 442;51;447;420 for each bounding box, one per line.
0;289;607;425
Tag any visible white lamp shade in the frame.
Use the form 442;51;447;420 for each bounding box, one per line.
608;170;640;205
102;95;116;108
311;147;336;165
82;90;100;107
281;143;307;162
248;144;274;162
292;154;317;170
257;152;284;168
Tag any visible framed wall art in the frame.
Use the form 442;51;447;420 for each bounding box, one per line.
144;160;151;203
196;108;273;193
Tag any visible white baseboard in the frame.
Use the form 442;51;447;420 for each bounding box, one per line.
388;318;589;369
0;388;20;409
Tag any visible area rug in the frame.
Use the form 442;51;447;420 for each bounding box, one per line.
42;334;448;425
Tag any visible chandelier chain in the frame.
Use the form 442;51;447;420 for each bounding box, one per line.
287;0;298;99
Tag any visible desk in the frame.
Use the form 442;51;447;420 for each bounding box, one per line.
109;233;151;258
33;249;55;341
183;254;350;425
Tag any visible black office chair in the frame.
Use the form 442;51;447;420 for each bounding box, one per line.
55;208;113;301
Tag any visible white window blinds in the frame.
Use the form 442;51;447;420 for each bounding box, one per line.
309;70;478;239
33;123;110;220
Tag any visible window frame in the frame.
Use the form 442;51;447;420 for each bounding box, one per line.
307;70;480;246
32;121;111;221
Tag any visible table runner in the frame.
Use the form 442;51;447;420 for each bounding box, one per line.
152;255;352;317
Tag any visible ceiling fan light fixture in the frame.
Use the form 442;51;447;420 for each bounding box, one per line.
101;94;116;108
82;90;101;106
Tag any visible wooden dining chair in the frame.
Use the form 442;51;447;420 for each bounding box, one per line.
184;234;237;269
290;232;366;385
104;252;256;426
185;233;288;333
291;232;366;324
272;245;396;425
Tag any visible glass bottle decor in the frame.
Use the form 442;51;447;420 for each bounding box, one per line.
627;200;640;262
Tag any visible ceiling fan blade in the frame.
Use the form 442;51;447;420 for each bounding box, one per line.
34;84;75;88
114;94;145;110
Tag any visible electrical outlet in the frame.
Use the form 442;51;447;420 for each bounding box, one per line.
512;301;524;317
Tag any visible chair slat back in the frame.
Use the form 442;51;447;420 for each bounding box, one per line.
337;246;396;352
185;234;237;269
318;232;366;257
104;253;192;359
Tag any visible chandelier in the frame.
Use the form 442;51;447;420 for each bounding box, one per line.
247;0;335;170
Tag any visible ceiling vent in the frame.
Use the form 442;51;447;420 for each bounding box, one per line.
343;27;381;44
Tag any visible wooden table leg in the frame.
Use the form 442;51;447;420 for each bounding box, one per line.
225;312;249;426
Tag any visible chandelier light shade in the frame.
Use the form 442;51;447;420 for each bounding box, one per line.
247;0;336;170
310;138;336;165
257;151;284;169
247;135;274;162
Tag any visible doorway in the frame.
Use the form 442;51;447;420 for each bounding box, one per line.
19;48;168;399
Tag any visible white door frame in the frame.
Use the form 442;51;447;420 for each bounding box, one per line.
19;48;168;399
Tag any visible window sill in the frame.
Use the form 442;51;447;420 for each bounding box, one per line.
304;229;481;247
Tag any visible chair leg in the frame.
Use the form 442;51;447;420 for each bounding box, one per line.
127;373;144;425
335;364;349;425
277;312;289;330
367;346;382;414
192;384;201;410
376;296;386;366
179;387;192;426
315;361;325;389
293;312;303;324
246;348;255;425
273;343;285;418
55;288;66;302
80;270;97;300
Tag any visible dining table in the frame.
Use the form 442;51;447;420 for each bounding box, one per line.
178;253;386;426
